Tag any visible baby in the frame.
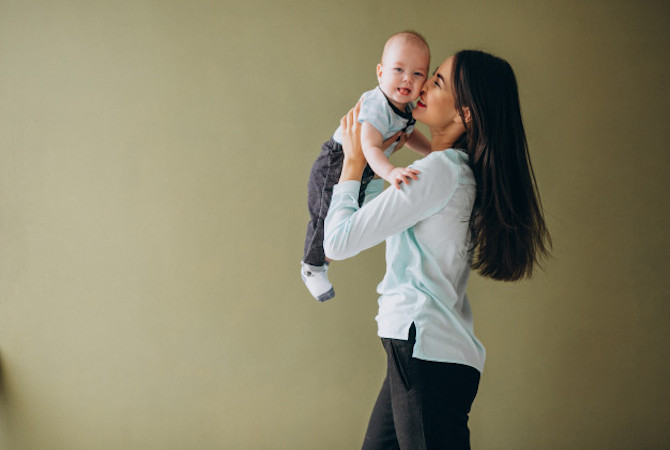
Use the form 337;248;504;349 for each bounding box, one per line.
301;31;432;302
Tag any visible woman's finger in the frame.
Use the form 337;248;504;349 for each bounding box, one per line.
340;100;363;133
341;108;351;130
349;107;357;130
353;100;362;118
381;131;402;151
351;101;362;130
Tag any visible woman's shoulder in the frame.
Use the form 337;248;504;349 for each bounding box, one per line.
413;149;470;172
408;149;474;189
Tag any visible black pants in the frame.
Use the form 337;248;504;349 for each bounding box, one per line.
362;325;481;450
303;138;375;266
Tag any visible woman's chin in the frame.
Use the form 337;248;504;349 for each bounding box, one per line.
412;106;425;120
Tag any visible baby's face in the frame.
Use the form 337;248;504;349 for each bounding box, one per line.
377;41;430;110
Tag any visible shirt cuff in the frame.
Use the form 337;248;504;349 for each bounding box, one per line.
333;180;361;197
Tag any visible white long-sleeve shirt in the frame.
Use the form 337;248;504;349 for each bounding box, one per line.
324;149;486;372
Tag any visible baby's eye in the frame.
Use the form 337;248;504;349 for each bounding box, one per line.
414;72;425;77
393;67;402;72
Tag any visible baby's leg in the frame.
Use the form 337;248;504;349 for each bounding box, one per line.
303;139;344;266
301;139;343;302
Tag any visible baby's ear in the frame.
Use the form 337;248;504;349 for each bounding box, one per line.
376;63;383;81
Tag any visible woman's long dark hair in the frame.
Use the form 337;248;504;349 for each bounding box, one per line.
452;50;551;281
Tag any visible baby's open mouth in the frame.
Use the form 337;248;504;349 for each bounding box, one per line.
398;87;411;95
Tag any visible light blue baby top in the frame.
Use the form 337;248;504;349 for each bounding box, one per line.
333;87;416;157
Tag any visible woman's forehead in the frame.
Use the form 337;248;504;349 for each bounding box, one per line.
439;56;454;71
435;56;454;79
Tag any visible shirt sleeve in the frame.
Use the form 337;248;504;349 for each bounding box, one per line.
358;95;390;137
361;178;384;206
324;154;458;260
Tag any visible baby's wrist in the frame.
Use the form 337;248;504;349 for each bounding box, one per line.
382;167;397;181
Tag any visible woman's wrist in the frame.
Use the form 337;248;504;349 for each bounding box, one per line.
339;157;367;183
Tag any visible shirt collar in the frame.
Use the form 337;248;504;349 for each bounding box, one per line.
377;87;414;120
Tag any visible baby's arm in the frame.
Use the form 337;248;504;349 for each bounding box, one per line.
406;129;431;156
361;122;419;189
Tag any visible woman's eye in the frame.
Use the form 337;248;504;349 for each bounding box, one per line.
434;81;440;87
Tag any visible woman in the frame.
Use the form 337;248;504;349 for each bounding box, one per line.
323;50;551;449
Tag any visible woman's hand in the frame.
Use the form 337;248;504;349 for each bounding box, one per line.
339;102;368;182
385;131;408;155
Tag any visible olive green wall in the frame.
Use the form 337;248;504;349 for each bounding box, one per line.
0;0;668;448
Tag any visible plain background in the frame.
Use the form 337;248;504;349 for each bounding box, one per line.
1;0;668;448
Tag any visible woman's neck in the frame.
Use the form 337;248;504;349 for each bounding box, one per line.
429;122;467;152
429;129;457;152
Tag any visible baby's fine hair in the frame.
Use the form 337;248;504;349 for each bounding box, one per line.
382;30;430;60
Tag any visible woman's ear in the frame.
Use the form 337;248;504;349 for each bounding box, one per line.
455;107;471;124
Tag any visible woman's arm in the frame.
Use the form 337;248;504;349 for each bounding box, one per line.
338;102;371;183
324;157;457;260
406;129;432;156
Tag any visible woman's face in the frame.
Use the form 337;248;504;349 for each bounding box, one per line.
412;56;461;129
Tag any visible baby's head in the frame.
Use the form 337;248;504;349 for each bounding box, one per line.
377;31;430;109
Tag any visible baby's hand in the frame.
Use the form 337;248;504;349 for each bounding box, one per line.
387;166;420;190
